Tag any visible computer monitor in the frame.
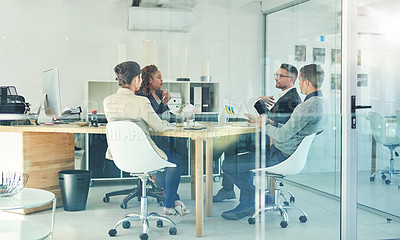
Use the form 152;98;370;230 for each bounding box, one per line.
35;68;61;124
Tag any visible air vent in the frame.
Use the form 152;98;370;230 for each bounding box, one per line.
128;7;193;32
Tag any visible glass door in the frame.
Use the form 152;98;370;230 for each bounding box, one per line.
355;0;400;238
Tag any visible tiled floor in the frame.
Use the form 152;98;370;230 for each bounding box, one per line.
2;179;400;240
288;170;400;217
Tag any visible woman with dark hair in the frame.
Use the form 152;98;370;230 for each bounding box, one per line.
136;64;190;216
137;65;172;120
103;61;189;216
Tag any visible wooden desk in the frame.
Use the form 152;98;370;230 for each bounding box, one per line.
0;123;255;237
0;124;106;211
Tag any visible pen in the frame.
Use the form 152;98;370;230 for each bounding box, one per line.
162;89;168;100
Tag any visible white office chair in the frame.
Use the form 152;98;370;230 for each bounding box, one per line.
248;133;317;228
369;112;400;185
106;121;177;240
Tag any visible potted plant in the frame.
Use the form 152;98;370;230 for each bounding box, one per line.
175;103;187;127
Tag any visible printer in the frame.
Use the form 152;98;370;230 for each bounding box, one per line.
0;86;30;114
0;86;31;125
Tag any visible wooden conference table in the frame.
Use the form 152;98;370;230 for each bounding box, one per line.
0;122;255;237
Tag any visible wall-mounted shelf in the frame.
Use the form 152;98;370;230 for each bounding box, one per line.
83;79;220;181
85;80;220;116
162;80;219;113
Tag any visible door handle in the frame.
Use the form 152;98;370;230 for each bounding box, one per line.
351;95;371;129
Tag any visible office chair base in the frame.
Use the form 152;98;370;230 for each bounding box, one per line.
370;169;400;185
370;145;400;186
108;176;176;238
103;178;165;209
250;180;307;228
108;212;177;238
248;204;307;228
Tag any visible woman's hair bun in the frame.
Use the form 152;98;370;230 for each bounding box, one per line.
114;61;140;86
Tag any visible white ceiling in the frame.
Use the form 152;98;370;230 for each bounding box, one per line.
138;0;258;9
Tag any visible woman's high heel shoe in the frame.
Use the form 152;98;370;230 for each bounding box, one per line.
174;200;190;216
163;207;177;216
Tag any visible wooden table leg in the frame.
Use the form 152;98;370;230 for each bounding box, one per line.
195;139;204;237
190;139;196;200
205;138;213;217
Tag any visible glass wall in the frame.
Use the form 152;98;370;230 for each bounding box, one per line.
264;1;342;198
255;0;341;238
262;0;400;239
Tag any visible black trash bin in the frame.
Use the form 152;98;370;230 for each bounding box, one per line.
58;170;91;211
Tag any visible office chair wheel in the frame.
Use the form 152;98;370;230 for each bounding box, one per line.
299;215;307;223
290;196;295;203
103;196;110;203
157;199;165;207
120;203;127;209
139;233;149;240
280;182;284;187
370;176;375;182
108;228;117;237
395;151;399;157
381;174;387;180
122;221;131;229
157;220;163;228
280;221;288;228
169;227;177;235
284;201;289;206
248;217;256;225
385;179;391;185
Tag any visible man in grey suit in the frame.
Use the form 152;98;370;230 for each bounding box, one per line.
213;63;301;202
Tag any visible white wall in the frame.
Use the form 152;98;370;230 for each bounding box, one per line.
0;0;263;113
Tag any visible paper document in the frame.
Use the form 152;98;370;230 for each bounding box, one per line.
222;100;249;119
62;107;81;115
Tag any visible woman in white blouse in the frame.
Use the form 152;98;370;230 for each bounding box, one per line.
103;61;189;216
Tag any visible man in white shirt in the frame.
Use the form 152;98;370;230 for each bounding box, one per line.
258;63;302;124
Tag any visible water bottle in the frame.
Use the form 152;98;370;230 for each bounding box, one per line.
219;109;228;125
90;110;98;127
